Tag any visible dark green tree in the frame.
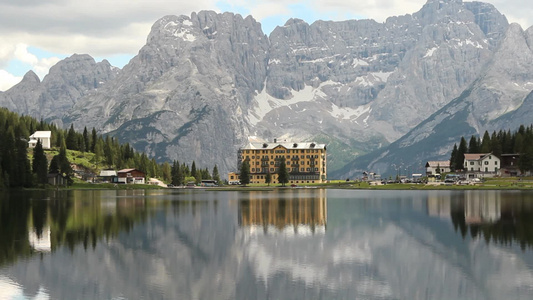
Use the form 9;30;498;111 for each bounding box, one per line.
91;127;97;152
277;157;289;186
450;144;458;171
104;136;114;167
519;135;533;173
240;160;251;186
468;135;479;153
480;131;491;153
14;133;32;187
32;139;48;185
83;127;90;152
66;124;78;150
265;172;272;186
455;137;468;171
191;161;197;181
212;165;220;184
491;131;503;157
49;156;60;174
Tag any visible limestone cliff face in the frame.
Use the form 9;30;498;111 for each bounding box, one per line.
1;0;524;176
0;54;117;126
64;11;270;173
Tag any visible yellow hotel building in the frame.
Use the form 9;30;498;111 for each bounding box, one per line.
229;141;327;184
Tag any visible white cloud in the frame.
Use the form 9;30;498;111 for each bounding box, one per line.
250;3;290;21
0;70;23;92
14;44;39;65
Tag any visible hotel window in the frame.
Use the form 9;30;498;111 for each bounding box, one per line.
495;161;498;165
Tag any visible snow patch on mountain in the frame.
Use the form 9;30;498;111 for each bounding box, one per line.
424;47;438;57
329;104;371;123
248;83;331;125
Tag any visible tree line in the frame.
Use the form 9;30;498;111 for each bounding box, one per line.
449;125;533;173
0;107;220;188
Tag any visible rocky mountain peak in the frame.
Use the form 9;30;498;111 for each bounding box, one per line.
21;70;40;84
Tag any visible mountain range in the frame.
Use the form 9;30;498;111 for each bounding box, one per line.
1;0;531;178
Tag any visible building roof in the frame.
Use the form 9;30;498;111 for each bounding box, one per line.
30;131;51;138
240;142;326;150
426;161;450;168
99;170;117;177
464;153;493;161
117;168;138;173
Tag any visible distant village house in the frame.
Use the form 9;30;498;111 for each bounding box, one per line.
425;161;451;176
463;153;500;178
28;131;52;149
117;169;145;184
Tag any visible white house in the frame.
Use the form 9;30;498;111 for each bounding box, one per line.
463;153;500;177
425;161;451;176
28;131;52;149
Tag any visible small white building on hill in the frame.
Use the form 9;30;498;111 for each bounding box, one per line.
28;131;52;149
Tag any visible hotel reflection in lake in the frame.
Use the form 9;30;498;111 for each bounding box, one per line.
238;190;327;236
427;191;501;224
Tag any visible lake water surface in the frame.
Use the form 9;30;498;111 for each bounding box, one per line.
1;189;533;299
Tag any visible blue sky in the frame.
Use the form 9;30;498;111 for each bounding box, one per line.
0;0;531;91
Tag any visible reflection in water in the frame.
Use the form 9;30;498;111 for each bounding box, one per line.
2;189;533;299
238;189;327;235
427;190;533;250
0;190;151;268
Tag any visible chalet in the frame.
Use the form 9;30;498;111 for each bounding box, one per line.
499;154;521;177
28;131;52;149
463;153;500;178
99;169;118;183
425;161;451;176
117;168;145;184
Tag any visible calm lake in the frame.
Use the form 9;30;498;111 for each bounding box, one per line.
1;189;533;299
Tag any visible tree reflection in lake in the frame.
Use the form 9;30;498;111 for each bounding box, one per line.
0;190;151;267
1;189;533;299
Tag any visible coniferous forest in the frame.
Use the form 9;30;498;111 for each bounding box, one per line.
449;125;533;173
0;107;220;188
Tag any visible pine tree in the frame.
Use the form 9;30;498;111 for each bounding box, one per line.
83;127;90;152
66;124;78;150
491;131;503;157
32;139;48;185
519;135;533;173
265;172;272;186
104;136;114;167
277;157;289;186
191;161;197;181
480;131;491;153
212;165;220;184
240;160;250;186
57;138;73;185
91;128;97;152
468;135;479;153
450;144;458;171
15;135;32;187
456;137;468;171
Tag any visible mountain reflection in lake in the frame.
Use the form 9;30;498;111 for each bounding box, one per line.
1;189;533;299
